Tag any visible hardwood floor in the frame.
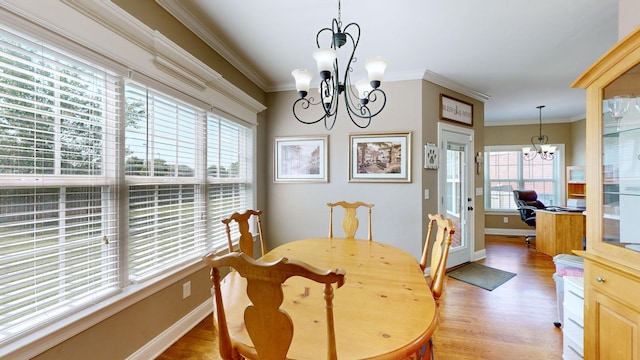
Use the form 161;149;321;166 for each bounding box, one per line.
157;235;562;359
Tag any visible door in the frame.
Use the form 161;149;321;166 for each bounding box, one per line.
438;123;474;268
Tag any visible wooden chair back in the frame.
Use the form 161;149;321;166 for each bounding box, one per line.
204;252;346;360
221;209;266;258
327;201;374;240
419;213;455;300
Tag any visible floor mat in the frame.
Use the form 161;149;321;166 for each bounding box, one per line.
447;262;516;291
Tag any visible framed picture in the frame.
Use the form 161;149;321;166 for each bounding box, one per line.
274;135;328;182
349;132;412;183
440;94;473;126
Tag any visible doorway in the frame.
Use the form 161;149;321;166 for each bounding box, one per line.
438;123;475;268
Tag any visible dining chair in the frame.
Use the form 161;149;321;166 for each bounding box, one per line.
327;201;374;241
419;213;455;300
419;213;455;360
204;251;346;360
222;209;266;258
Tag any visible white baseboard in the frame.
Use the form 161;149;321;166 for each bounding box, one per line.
127;298;213;360
473;249;487;261
484;228;532;237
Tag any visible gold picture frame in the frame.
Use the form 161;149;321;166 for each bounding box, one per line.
274;135;329;183
349;131;412;183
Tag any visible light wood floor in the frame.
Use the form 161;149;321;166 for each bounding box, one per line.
157;234;562;359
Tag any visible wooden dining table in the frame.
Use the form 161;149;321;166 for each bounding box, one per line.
217;237;438;359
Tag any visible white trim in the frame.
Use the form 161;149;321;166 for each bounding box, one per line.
1;261;207;360
126;298;213;360
155;0;268;92
484;228;533;237
473;249;487;262
423;70;491;102
438;122;476;268
0;0;266;123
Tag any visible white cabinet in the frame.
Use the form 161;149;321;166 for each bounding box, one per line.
563;276;584;360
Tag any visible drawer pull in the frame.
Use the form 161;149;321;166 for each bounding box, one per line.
569;317;584;329
568;344;584;358
568;289;584;300
596;277;606;283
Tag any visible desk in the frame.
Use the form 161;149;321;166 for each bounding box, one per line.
218;238;437;359
536;210;586;257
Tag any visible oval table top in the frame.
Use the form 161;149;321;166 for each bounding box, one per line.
218;238;437;359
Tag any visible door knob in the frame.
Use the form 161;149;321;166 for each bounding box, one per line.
467;206;474;211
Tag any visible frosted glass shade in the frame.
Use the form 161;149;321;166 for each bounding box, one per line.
356;79;373;99
312;48;337;78
365;57;388;84
291;69;313;96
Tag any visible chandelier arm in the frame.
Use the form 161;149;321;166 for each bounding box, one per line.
323;113;338;131
344;101;372;128
530;135;540;153
343;88;387;120
316;27;335;49
292;97;326;125
523;151;537;161
363;89;387;118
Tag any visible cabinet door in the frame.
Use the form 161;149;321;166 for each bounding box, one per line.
587;289;640;360
585;261;640;360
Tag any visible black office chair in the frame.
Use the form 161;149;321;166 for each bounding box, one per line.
512;190;550;247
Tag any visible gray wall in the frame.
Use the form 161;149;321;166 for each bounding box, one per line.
264;80;486;260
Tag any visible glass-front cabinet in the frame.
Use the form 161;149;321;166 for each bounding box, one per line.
572;26;640;360
602;65;640;248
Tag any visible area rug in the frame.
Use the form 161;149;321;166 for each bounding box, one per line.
447;262;516;291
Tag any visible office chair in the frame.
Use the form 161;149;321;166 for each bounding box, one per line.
512;190;550;247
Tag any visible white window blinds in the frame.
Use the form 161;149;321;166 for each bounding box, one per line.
0;24;256;347
207;114;253;250
0;26;121;340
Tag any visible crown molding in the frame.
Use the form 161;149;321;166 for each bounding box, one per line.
0;0;266;120
58;0;266;115
155;0;269;92
423;70;491;102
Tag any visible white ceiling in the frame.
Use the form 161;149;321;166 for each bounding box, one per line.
157;0;620;126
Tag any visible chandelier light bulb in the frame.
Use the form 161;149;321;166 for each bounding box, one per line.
365;57;388;88
356;79;373;100
291;69;313;98
312;48;337;80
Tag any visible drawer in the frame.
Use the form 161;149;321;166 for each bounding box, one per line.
586;262;640;308
564;277;584;323
563;309;584;344
563;334;584;360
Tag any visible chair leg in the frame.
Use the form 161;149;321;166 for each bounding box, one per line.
525;234;535;247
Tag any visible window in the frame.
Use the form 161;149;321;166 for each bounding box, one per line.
0;25;254;346
484;145;563;211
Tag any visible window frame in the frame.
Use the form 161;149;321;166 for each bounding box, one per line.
0;9;259;357
484;144;565;212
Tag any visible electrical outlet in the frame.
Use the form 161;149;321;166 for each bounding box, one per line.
182;281;191;299
503;216;509;224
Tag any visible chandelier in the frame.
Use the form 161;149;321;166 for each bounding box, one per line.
291;0;388;130
522;105;556;161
